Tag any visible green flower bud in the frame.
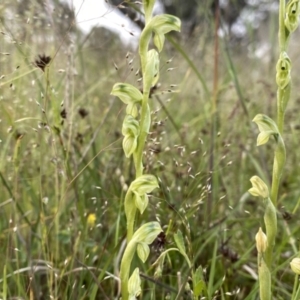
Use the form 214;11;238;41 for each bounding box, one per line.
123;135;137;158
148;14;181;52
128;268;141;300
122;115;140;137
255;227;268;253
111;83;143;117
127;175;158;214
122;115;140;158
130;174;159;195
285;0;300;32
252;114;278;134
252;114;279;146
290;257;300;275
249;176;269;199
276;52;291;90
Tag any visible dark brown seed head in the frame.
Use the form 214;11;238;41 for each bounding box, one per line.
60;108;67;119
35;54;51;72
78;108;89;119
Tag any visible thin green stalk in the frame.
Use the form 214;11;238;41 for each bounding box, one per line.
279;0;286;52
292;274;300;299
277;84;290;136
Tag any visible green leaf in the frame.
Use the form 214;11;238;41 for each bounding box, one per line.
193;265;204;284
174;230;192;267
193;266;207;296
174;230;186;255
194;280;206;297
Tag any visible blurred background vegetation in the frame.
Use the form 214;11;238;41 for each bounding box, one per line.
1;0;300;299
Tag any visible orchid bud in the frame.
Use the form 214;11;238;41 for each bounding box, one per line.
148;14;181;52
129;175;158;214
123;135;138;158
255;227;268;253
111;83;143;117
276;52;291;90
285;0;300;32
130;174;159;195
122;115;140;158
249;176;269;199
252;114;279;146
